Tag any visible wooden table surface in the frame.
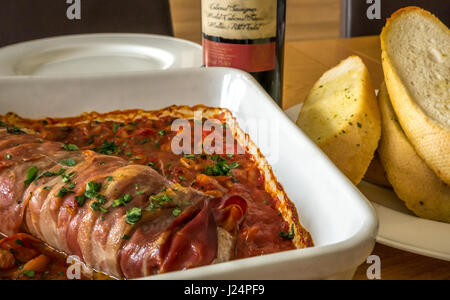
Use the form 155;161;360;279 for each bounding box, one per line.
284;35;450;280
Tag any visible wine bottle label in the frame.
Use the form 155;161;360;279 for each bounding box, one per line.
203;39;276;72
202;0;277;40
202;0;277;73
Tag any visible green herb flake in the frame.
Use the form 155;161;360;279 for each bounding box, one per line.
158;130;166;136
22;270;35;278
24;166;39;185
90;202;101;211
60;158;77;167
112;123;120;133
93;140;121;155
122;234;131;240
75;195;87;207
7;126;25;135
279;224;295;240
172;207;182;217
85;181;102;199
112;193;133;208
5;154;11;160
57;186;74;198
126;207;142;225
146;162;158;170
62;144;79;151
179;176;187;181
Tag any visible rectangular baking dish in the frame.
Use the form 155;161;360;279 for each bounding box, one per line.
0;67;378;280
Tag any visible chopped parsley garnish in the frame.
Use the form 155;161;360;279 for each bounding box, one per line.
122;234;131;240
179;176;187;181
203;158;240;177
75;195;86;207
112;194;133;208
183;154;196;160
146;162;158;170
61;171;75;183
22;270;35;278
15;239;24;246
90;202;103;211
112;123;120;133
85;181;102;198
96;194;107;203
229;162;240;169
60;158;77;167
7;126;25;135
149;193;173;210
57;186;74;198
158;130;166;136
36;170;62;183
126;207;142;225
129;157;141;161
61;144;79;151
107;176;113;182
24;166;39;185
172;207;182;217
93;140;121;155
279;224;295;240
155;140;160;149
5;154;11;160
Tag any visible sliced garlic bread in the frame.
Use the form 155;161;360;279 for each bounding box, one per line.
381;7;450;185
297;56;381;185
378;82;450;223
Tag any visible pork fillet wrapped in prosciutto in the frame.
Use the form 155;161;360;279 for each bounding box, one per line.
0;129;245;279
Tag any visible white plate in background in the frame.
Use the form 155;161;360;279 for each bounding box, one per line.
0;68;377;279
285;103;450;261
0;34;202;77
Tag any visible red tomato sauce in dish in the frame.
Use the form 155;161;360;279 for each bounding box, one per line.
0;110;313;279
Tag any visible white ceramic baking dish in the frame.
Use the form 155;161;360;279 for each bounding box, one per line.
0;67;378;280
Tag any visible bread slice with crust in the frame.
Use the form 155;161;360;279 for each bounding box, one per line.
378;82;450;223
363;152;391;188
381;7;450;185
297;56;381;185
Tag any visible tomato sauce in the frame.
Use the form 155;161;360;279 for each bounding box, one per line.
1;111;312;279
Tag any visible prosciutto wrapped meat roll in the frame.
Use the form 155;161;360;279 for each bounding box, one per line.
0;129;246;279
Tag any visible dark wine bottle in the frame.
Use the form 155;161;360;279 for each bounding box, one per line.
202;0;286;106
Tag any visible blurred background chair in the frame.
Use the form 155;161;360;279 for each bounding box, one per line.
0;0;173;47
340;0;449;38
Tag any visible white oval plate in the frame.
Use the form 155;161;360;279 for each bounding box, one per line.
0;34;202;77
285;103;450;261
